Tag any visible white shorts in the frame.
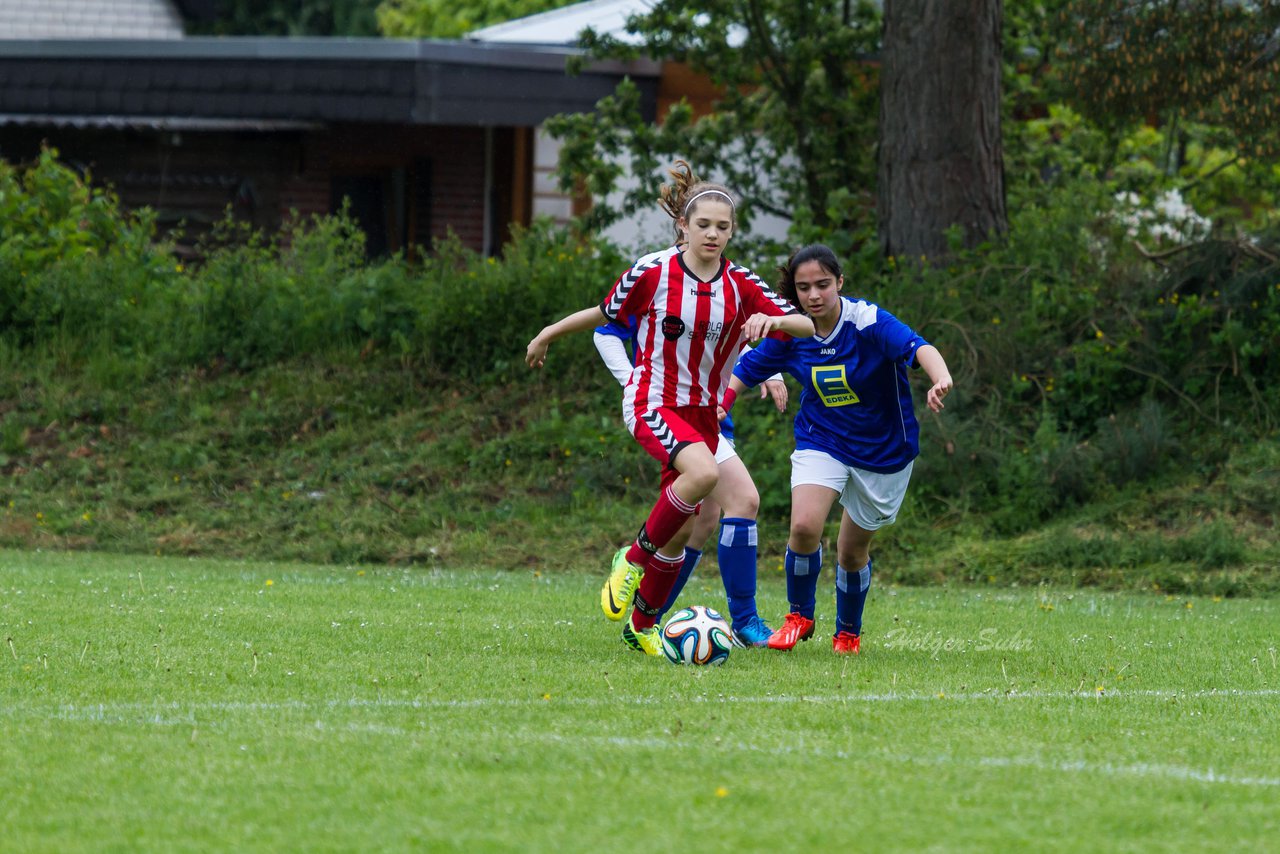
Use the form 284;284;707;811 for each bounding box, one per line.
714;432;738;465
790;449;913;531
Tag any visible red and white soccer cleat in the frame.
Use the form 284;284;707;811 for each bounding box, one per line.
766;612;816;651
832;631;861;655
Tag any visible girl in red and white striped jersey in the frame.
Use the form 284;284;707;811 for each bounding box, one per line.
526;161;815;655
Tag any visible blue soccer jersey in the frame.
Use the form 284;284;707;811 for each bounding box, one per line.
733;297;928;473
595;317;736;441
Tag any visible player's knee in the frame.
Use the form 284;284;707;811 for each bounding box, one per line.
688;514;717;548
721;487;759;519
789;520;823;552
840;548;870;571
688;465;719;497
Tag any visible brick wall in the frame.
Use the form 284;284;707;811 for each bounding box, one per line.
0;120;501;257
427;129;486;251
282;124;490;255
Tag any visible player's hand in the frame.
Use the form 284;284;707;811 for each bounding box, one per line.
743;313;777;343
761;378;788;412
526;334;549;369
716;405;728;423
926;374;953;412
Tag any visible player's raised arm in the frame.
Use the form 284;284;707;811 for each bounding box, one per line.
761;376;788;412
915;344;953;412
742;311;815;343
718;374;750;422
525;307;606;369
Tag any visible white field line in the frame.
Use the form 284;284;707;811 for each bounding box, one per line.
543;733;1280;789
12;699;1277;789
2;687;1278;725
4;692;1278;789
528;733;1280;789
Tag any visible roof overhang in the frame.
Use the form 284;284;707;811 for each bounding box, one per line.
0;113;323;132
0;37;661;129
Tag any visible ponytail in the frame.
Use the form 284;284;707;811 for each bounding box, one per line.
658;160;738;244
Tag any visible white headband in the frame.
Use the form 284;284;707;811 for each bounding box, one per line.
683;189;735;216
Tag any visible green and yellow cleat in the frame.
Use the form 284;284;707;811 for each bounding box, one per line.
621;617;663;656
601;547;644;621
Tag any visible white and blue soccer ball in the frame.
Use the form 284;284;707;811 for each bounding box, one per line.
660;605;733;666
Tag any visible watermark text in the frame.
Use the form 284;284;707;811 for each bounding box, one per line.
882;627;1033;655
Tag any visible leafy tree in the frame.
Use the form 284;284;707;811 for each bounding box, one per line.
1053;0;1280;161
185;0;381;36
546;0;883;258
185;0;579;38
375;0;580;38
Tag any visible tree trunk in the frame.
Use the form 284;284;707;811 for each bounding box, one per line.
878;0;1007;260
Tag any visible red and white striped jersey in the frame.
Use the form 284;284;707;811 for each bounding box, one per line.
600;245;798;416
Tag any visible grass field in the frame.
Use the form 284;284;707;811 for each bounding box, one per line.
2;548;1277;852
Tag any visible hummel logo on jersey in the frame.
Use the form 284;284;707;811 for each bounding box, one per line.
689;287;716;298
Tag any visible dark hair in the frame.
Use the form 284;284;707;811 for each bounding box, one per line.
776;244;843;308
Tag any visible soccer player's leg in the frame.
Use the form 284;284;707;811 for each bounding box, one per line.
611;409;719;637
768;451;843;651
652;545;702;626
833;519;874;655
604;408;712;621
832;463;913;654
624;410;718;564
624;549;684;655
654;494;718;625
708;451;771;647
602;546;645;622
630;449;716;634
769;549;820;651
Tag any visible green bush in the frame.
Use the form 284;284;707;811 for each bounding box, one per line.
1;149;630;383
818;178;1280;537
4;149;1279;553
0;149;168;347
415;224;627;383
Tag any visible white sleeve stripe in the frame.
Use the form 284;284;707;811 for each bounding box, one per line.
603;257;663;319
728;263;795;312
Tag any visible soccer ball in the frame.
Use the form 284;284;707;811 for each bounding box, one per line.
660;605;733;666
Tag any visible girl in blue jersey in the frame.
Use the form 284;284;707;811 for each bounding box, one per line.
594;317;788;647
722;244;953;654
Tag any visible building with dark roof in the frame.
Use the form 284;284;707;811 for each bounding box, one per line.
0;0;185;40
0;7;659;256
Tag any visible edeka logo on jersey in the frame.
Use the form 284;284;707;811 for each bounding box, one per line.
811;365;861;407
661;316;686;340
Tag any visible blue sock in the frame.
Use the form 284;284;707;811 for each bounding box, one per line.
835;559;872;636
785;545;822;620
717;518;758;626
656;546;702;623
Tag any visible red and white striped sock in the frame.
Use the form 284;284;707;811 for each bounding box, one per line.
630;551;685;630
625;484;697;566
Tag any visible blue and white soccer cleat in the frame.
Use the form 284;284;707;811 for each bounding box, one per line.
730;614;774;648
